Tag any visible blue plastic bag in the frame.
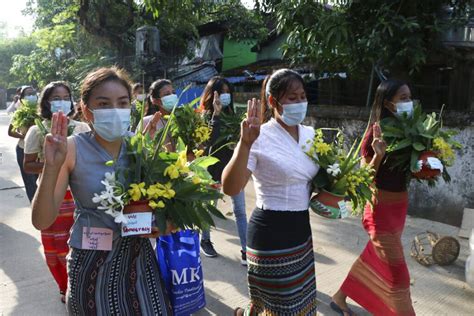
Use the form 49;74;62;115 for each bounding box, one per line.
156;230;206;316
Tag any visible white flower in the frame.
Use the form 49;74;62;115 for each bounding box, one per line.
114;212;128;224
105;172;115;182
92;193;103;204
327;163;341;176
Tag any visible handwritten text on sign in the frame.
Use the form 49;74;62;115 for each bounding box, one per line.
121;212;152;237
81;227;113;251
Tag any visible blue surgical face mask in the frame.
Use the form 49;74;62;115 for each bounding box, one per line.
50;100;71;114
24;95;38;104
280;101;308;126
395;101;413;118
219;93;231;107
92;108;130;141
160;94;178;112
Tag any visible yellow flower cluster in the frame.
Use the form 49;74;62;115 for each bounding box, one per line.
164;150;190;179
128;182;147;201
127;181;177;209
147;182;175;200
193;125;211;144
314;142;332;155
433;137;454;166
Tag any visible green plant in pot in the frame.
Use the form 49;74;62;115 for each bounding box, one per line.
380;103;462;185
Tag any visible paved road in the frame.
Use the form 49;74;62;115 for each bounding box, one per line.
1;110;473;315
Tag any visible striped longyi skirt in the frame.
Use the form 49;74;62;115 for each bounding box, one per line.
245;208;317;316
66;237;172;315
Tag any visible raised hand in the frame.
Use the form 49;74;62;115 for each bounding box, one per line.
143;111;162;137
371;122;387;157
241;98;261;147
43;112;68;169
212;91;222;116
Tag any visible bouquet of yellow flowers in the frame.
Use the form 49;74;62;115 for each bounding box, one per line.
93;98;223;236
305;129;374;218
168;102;211;152
380;103;461;185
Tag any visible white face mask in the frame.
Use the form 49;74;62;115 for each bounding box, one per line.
92;108;130;141
395;101;413;118
219;93;231;107
280;101;308;126
50;100;71;114
136;94;146;102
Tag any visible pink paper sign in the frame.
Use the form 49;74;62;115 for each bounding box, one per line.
81;227;113;251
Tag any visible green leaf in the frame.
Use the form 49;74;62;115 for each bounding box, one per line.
207;203;226;220
412;142;425;151
190;156;219;169
390;138;412;151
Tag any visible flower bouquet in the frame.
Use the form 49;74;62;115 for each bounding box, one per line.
11;99;39;133
168;102;212;152
305;129;374;218
92;99;224;237
380;104;461;185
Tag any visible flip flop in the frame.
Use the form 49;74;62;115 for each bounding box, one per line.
234;307;245;316
330;301;355;316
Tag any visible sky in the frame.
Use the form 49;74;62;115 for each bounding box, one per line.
0;0;34;38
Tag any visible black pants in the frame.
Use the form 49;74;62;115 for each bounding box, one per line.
16;145;38;202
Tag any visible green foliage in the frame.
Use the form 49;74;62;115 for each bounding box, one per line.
380;103;462;183
209;109;246;151
11;100;39;130
168;102;212;151
256;0;472;74
0;36;36;88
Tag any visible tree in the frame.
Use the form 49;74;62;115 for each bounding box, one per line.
10;0;119;92
255;0;472;75
0;36;36;88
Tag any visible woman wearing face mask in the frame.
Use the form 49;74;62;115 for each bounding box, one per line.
222;69;319;316
141;79;178;141
143;79;177;118
7;86;39;202
198;76;248;262
331;79;416;316
31;67;171;315
23;81;90;303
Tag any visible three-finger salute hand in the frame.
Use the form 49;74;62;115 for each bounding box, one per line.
44;112;68;168
241;98;261;147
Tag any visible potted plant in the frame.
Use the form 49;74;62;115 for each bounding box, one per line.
305;129;375;219
380;103;462;184
92;97;224;237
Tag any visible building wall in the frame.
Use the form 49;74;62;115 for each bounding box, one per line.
256;34;287;61
222;39;257;72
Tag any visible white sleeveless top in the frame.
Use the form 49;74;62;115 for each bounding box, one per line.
247;119;319;211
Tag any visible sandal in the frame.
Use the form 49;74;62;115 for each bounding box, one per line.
330;301;355;316
60;291;66;304
234;307;245;316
